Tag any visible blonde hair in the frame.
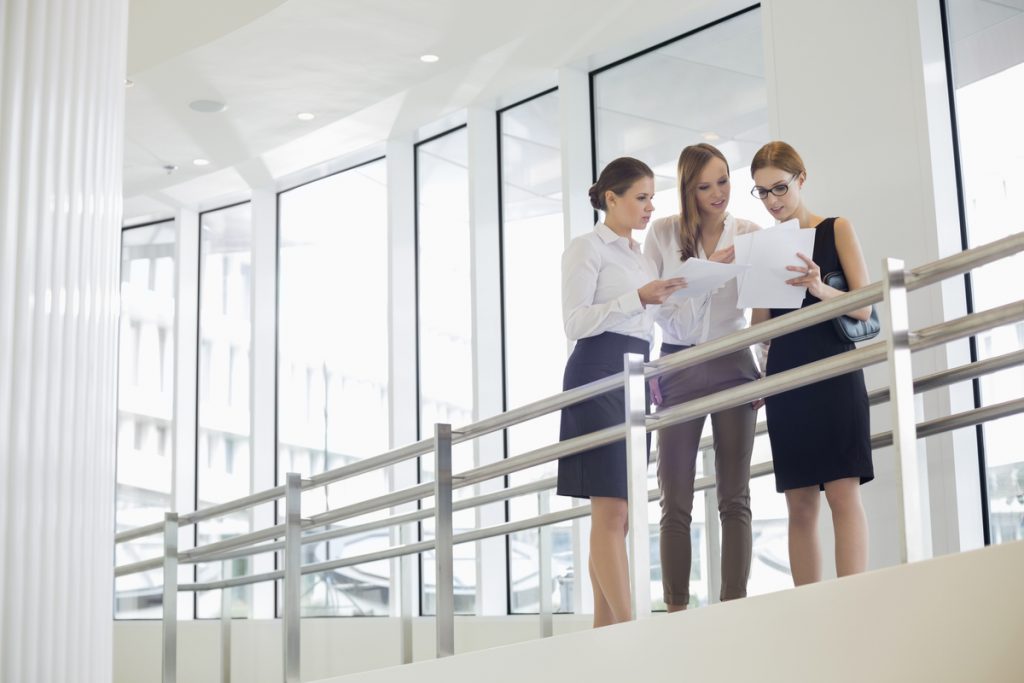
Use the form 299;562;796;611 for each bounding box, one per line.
750;140;807;178
676;143;729;262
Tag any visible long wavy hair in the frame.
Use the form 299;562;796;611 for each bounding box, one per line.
676;143;730;262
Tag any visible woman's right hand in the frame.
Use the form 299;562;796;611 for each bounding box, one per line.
638;278;686;306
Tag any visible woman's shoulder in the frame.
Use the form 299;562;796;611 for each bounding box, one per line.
649;214;679;233
832;216;855;233
564;231;601;261
647;215;679;244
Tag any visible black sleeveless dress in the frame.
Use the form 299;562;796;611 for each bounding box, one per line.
765;218;873;493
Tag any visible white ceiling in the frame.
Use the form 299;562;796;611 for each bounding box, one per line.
124;0;1024;222
122;0;756;217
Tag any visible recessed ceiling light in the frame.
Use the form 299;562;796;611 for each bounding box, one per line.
192;158;210;167
420;54;439;63
124;79;134;88
701;131;720;141
189;99;227;113
297;112;315;121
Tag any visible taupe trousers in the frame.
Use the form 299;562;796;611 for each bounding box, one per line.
655;345;759;607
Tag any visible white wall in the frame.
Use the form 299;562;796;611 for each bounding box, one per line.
114;615;593;682
319;540;1024;683
762;0;978;568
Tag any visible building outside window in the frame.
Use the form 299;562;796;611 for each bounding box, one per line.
416;127;479;614
277;158;392;616
946;0;1024;545
196;202;254;617
115;220;177;618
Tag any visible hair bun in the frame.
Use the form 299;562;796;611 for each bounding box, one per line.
588;184;602;210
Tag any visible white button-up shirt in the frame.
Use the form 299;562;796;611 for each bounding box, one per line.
644;213;762;346
562;222;659;343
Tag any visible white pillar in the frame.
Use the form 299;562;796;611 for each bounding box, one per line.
0;0;128;680
250;188;278;618
558;65;596;616
762;0;959;569
467;106;508;615
386;136;421;630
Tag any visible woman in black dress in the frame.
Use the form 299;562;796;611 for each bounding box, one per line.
559;157;686;626
749;141;873;585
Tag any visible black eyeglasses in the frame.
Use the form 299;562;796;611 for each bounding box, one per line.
751;174;798;199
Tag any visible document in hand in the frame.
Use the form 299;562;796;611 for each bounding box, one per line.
663;257;749;300
734;219;817;309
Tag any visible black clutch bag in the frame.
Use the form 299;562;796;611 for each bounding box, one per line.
822;271;881;343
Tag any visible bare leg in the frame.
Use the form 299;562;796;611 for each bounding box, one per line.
588;556;615;626
785;486;822;586
824;478;869;577
589;496;631;626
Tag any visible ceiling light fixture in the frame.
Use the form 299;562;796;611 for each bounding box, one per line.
189;99;227;113
420;54;440;63
297;112;315;121
192;158;210;167
701;131;720;141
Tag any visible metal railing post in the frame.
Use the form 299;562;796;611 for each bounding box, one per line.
399;520;415;664
624;352;651;619
221;562;231;683
434;423;455;657
882;258;932;562
162;512;178;683
283;473;302;683
538;491;553;638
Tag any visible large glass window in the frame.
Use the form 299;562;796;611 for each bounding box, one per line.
592;6;785;605
416;127;478;614
196;203;254;617
115;220;176;618
277;158;392;616
946;0;1024;544
498;91;576;614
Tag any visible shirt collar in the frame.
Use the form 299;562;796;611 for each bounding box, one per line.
698;212;736;257
595;222;639;249
594;222;620;244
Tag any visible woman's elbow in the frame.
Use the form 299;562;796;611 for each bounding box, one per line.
563;316;586;341
847;306;873;322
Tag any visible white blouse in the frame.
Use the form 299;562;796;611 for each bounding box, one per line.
562;222;659;343
644;213;762;346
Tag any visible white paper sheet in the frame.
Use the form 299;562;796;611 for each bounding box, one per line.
735;221;817;309
662;257;749;300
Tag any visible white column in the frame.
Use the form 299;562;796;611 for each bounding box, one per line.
761;0;959;569
558;65;596;615
386;136;421;627
467;106;508;615
250;187;278;618
0;0;128;680
173;207;199;621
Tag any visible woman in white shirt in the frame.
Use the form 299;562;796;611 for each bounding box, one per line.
559;156;685;627
644;143;762;611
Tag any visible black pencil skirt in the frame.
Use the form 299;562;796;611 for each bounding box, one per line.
556;331;651;500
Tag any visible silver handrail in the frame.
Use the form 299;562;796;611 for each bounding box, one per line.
117;231;1024;683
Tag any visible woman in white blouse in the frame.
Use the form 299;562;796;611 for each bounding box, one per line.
643;143;762;611
559;157;685;627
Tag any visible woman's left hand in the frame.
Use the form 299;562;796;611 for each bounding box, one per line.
785;251;824;298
